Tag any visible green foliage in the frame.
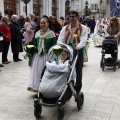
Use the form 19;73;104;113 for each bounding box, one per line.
21;0;31;4
84;8;91;16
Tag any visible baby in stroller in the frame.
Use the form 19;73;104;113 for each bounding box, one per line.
34;44;84;120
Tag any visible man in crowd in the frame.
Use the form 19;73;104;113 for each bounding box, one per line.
57;10;87;94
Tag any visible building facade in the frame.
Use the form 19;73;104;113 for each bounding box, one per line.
0;0;68;18
73;0;110;17
0;0;111;18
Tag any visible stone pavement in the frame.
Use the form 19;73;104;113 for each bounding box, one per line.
0;40;120;120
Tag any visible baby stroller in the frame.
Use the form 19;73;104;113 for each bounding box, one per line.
100;36;120;71
34;44;84;120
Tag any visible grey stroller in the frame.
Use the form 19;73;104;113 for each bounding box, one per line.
34;44;84;120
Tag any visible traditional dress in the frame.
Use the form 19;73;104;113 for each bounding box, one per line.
27;28;57;92
93;25;105;47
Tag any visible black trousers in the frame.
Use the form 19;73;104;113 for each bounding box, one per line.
13;53;19;61
74;50;83;94
2;41;10;62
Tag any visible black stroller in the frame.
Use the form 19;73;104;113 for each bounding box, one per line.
100;36;120;71
34;44;84;120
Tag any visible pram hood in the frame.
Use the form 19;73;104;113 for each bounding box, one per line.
48;43;73;61
103;36;117;45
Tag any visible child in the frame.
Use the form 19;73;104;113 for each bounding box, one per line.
97;24;105;36
58;48;69;64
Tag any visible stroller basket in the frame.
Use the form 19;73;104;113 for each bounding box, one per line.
40;94;59;104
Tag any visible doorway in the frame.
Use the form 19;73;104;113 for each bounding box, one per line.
4;0;16;18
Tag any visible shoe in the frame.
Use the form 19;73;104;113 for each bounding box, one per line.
2;61;10;64
7;61;11;63
17;58;22;61
14;60;18;62
0;64;4;67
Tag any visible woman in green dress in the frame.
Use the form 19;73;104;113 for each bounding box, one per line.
27;16;57;92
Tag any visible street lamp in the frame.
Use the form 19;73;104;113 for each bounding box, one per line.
85;1;89;16
21;0;31;16
100;0;102;9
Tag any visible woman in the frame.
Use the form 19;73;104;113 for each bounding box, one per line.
51;16;62;39
107;16;120;38
9;15;23;62
23;16;35;44
106;16;120;60
27;16;57;92
0;16;11;64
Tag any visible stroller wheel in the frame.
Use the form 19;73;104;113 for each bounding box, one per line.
113;66;116;72
57;108;64;120
118;63;120;68
102;65;105;71
100;58;104;68
34;105;42;119
76;92;84;110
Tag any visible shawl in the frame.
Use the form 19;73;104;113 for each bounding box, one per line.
35;28;55;55
65;22;82;45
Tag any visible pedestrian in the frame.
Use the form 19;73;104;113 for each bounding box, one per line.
64;15;70;26
51;16;62;39
9;14;23;62
57;10;87;94
27;16;57;93
23;16;35;44
0;16;11;64
30;14;36;31
0;11;2;21
106;16;120;60
18;14;25;29
58;16;64;27
0;32;4;70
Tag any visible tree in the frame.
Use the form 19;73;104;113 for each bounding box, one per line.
21;0;31;16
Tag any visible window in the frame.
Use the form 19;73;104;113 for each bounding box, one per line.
91;4;94;10
91;4;98;10
4;3;13;8
76;5;79;11
33;0;39;4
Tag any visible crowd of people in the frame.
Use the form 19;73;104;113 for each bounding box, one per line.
0;11;120;95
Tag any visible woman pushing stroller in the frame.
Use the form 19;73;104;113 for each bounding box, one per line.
106;16;120;60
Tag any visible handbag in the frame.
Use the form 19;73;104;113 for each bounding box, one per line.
0;36;3;41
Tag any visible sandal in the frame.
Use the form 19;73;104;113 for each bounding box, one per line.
27;87;38;93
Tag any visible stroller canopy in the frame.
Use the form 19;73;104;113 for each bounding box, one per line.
103;36;117;45
48;44;73;61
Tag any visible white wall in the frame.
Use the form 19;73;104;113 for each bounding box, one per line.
0;0;4;15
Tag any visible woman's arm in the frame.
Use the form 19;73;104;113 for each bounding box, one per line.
114;32;120;38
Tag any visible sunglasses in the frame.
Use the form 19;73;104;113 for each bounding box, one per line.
110;19;114;21
69;16;76;18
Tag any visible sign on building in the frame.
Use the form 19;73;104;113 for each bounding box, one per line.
110;0;120;17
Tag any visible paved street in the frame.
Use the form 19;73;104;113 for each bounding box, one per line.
0;39;120;120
